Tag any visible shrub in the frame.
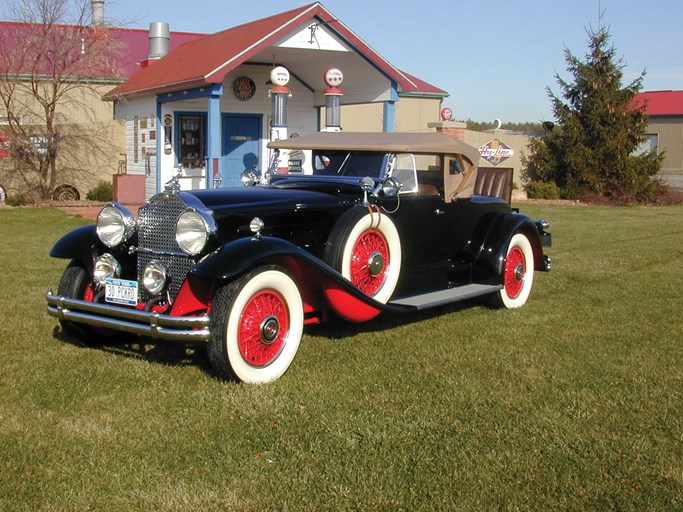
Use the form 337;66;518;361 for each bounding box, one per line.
5;193;28;206
525;181;561;200
86;181;113;202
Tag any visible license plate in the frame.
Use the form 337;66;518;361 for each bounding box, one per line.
105;278;138;306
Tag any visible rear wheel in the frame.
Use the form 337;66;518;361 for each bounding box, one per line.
490;233;535;309
208;266;304;383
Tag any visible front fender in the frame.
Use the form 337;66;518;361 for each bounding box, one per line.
49;225;101;267
191;236;413;322
473;213;545;281
190;236;319;280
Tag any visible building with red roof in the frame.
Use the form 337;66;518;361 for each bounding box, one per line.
634;90;683;189
1;2;450;199
103;2;449;196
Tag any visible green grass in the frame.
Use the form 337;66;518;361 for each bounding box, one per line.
1;204;682;511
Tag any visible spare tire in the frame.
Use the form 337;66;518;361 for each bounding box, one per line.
324;207;401;304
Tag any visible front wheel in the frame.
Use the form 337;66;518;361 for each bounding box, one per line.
490;233;535;309
208;266;304;384
57;260;98;342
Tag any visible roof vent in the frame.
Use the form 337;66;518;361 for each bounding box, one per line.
148;22;170;60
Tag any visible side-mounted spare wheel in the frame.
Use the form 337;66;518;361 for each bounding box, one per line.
324;207;401;304
490;232;535;309
208;265;304;384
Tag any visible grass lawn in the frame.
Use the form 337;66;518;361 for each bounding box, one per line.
0;203;681;511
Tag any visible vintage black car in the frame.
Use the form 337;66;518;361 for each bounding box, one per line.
47;132;552;383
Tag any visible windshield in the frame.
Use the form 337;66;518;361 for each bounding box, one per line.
312;151;386;177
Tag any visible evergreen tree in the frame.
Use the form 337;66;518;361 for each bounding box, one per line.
523;26;663;202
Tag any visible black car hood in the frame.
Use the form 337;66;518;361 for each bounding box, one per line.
186;176;364;215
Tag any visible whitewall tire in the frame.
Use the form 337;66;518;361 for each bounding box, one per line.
208;266;304;384
493;233;535;309
325;208;401;304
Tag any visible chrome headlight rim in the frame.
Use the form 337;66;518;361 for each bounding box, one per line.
93;253;121;287
143;260;170;296
175;207;216;256
96;202;136;248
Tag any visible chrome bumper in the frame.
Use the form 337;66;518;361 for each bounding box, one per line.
46;289;210;343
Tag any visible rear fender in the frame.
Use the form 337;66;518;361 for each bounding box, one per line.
472;213;546;281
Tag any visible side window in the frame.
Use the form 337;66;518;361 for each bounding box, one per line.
444;154;476;200
391;153;418;193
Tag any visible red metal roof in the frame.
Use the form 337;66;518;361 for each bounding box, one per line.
634;90;683;116
105;2;446;99
0;21;203;80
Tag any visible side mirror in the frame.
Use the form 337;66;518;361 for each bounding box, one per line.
380;177;401;198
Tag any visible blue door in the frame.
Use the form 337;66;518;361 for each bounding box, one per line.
221;114;261;187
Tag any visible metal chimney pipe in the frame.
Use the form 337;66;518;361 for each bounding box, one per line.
91;0;104;26
148;22;170;60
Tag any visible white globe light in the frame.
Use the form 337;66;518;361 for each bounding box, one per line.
270;66;290;87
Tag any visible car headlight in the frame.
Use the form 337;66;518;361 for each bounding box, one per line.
96;202;136;248
143;261;169;296
175;208;216;255
93;254;121;286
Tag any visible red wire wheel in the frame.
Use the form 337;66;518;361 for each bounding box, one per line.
324;208;401;304
349;229;389;296
237;290;289;367
494;233;535;309
208;266;304;383
503;246;526;299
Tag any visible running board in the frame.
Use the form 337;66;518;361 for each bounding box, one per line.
388;284;502;310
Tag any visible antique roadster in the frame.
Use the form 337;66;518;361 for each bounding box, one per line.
46;132;552;383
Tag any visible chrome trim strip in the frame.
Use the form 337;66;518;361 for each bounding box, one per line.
133;246;191;257
46;289;210;342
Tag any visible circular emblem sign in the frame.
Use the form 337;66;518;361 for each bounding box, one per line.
323;67;344;88
441;107;453;121
233;76;256;101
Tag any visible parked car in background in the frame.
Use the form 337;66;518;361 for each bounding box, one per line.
47;132;552;383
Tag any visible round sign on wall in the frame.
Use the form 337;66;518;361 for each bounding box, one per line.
233;76;256;101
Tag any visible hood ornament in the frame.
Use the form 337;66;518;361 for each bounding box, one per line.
164;165;183;194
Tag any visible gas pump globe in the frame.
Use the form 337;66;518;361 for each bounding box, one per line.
270;66;290;133
323;67;344;131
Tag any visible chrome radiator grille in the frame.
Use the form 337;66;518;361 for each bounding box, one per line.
137;194;196;302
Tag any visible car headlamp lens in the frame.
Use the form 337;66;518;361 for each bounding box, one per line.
96;202;136;248
175;209;214;255
93;254;121;286
143;261;169;296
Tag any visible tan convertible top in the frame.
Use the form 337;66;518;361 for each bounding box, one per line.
269;131;481;165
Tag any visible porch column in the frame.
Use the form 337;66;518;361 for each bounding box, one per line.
206;84;223;188
382;81;399;133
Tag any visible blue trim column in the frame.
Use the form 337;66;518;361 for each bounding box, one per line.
156;101;163;193
382;81;399;133
206;84;223;188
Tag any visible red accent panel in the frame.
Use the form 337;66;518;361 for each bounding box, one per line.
322;279;380;323
170;276;213;317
